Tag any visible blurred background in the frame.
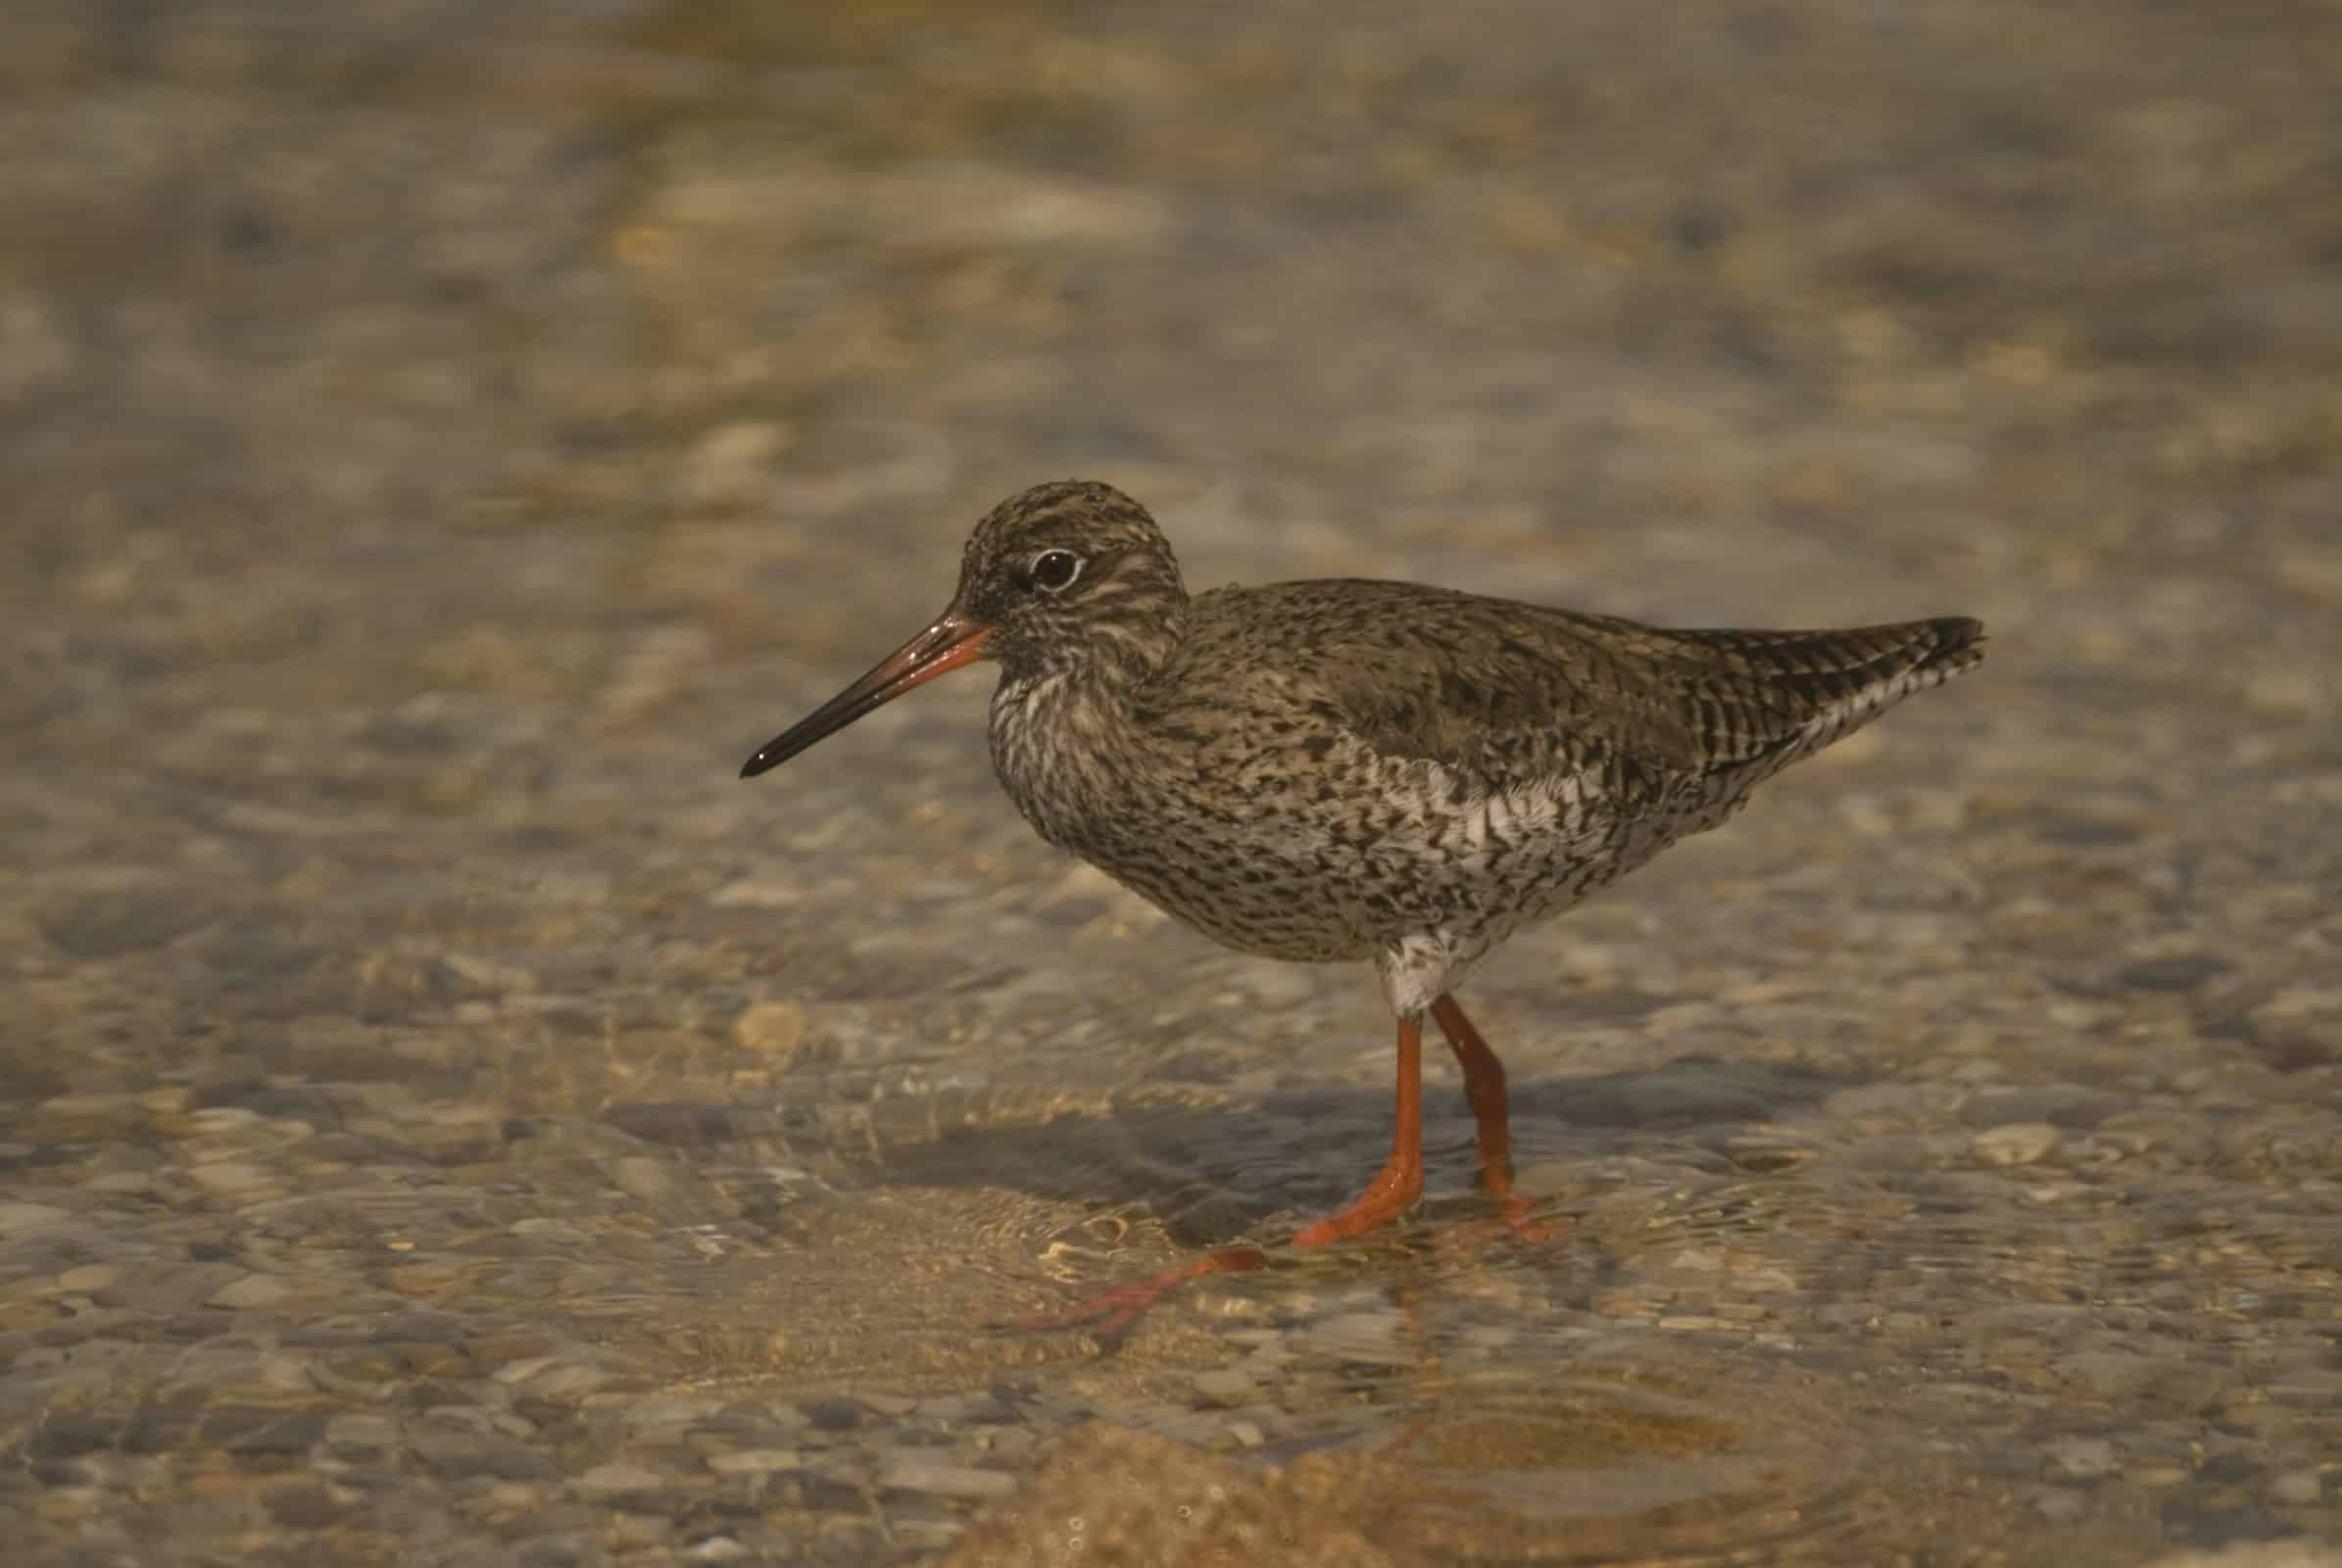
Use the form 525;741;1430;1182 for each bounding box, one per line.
3;2;2338;1565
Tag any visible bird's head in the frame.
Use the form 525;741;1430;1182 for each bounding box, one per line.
740;480;1188;778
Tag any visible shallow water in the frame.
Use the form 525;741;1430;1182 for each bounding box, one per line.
3;1;2340;1564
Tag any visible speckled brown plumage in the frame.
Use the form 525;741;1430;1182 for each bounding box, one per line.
960;482;1982;1017
743;479;1984;1265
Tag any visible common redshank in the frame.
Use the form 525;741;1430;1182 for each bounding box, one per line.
743;481;1983;1317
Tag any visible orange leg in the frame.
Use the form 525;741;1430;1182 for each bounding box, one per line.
1429;995;1512;1194
1011;1017;1424;1344
1016;1006;1556;1346
1429;993;1556;1243
1293;1014;1425;1246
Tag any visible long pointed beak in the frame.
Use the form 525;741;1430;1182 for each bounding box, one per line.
740;609;991;779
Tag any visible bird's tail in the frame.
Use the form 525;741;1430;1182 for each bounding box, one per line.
1687;615;1987;772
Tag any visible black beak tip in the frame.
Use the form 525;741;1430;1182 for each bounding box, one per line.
734;611;985;787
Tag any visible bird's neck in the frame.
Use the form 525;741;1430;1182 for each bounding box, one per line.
1081;594;1189;689
986;658;1155;856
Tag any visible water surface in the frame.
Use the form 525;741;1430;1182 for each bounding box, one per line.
3;1;2338;1563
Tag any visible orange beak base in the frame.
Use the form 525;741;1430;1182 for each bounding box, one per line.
740;611;991;779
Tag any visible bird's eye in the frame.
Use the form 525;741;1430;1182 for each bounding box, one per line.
1029;549;1083;592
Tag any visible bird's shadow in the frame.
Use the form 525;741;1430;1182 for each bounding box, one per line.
610;1054;1867;1252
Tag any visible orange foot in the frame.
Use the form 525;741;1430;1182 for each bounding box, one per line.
1004;1247;1267;1348
1014;1001;1564;1342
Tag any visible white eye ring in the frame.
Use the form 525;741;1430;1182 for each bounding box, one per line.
1030;549;1083;592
